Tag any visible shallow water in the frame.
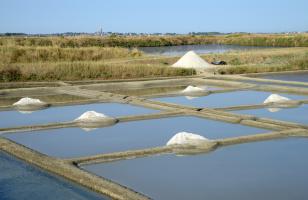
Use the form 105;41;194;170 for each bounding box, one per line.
84;138;308;200
138;44;272;56
0;151;107;200
260;72;308;83
0;94;88;107
113;85;224;96
0;103;158;128
236;79;308;88
233;104;308;125
5;116;266;158
153;90;307;108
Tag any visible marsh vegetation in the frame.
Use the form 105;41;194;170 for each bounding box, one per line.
1;34;308;81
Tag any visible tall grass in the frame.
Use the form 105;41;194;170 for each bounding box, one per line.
0;46;142;63
1;34;308;48
0;62;195;81
214;48;308;74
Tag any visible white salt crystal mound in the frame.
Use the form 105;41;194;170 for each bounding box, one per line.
75;111;110;123
182;85;206;93
13;97;45;106
263;94;290;104
74;111;118;128
172;51;212;69
166;132;210;146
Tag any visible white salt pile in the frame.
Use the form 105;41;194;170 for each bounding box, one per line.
263;94;290;104
13;97;45;106
182;85;206;93
74;111;117;128
172;51;212;69
75;111;110;123
166;132;210;146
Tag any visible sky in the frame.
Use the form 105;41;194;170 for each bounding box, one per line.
0;0;308;34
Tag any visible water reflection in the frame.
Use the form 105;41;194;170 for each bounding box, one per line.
138;44;273;56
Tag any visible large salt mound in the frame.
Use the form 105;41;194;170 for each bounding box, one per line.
263;94;290;104
13;97;45;106
166;132;209;146
172;51;212;69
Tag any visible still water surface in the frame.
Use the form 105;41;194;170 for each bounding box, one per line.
234;104;308;125
154;90;307;108
0;103;157;128
0;151;107;200
139;44;273;56
5;116;266;158
84;138;308;200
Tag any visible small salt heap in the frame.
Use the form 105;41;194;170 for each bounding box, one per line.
182;85;206;93
263;94;290;104
75;111;109;122
13;97;45;106
74;111;117;128
172;51;212;70
13;97;48;111
181;85;208;98
166;132;209;146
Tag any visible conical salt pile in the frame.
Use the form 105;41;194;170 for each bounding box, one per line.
13;97;45;106
172;51;211;69
263;94;290;104
74;111;117;128
166;132;209;146
75;111;109;122
182;85;206;93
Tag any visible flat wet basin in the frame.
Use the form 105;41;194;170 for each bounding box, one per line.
0;94;89;107
233;104;308;125
4;116;267;158
259;72;308;83
113;85;223;96
80;84;224;97
84;138;308;200
0;151;107;200
0;103;158;128
153;90;307;108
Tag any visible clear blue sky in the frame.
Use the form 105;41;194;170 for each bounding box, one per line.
1;0;307;34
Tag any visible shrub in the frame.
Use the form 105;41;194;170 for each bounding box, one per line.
0;66;22;81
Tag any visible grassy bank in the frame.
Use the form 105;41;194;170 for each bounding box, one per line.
1;34;307;81
101;47;308;75
0;46;142;63
0;38;195;81
0;62;195;81
212;48;308;74
1;33;308;48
